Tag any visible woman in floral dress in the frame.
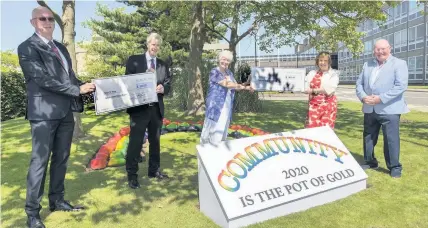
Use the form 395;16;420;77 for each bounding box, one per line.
304;52;340;129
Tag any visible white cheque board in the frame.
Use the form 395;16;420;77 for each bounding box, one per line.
93;73;158;115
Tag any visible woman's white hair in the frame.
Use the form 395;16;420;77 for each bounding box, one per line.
146;33;162;46
217;50;233;63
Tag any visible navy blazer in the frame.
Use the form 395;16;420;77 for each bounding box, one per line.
124;54;171;118
18;33;83;120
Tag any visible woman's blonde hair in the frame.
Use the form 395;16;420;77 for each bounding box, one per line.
315;51;331;69
217;50;233;63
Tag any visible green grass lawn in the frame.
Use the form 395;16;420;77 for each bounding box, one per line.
1;100;428;228
408;85;428;90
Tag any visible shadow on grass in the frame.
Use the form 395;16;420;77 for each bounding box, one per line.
1;110;200;227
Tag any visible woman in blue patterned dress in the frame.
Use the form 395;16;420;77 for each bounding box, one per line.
200;50;253;145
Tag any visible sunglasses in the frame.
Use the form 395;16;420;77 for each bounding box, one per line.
33;17;55;22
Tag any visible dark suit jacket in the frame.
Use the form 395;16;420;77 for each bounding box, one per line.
18;33;83;121
125;54;171;118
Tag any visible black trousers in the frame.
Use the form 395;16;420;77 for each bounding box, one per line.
25;111;74;218
126;104;162;180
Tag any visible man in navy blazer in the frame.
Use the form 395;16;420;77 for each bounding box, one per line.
356;39;409;178
124;33;171;189
18;6;95;228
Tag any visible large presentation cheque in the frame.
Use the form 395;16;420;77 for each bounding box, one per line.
93;72;158;115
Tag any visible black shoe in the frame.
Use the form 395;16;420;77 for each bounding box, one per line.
148;171;169;180
49;199;84;212
390;169;402;178
27;216;45;228
128;179;140;189
138;155;146;163
361;163;379;170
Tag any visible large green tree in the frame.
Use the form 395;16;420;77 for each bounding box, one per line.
83;1;394;115
83;1;223;115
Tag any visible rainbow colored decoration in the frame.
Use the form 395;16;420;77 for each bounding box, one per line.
88;118;270;170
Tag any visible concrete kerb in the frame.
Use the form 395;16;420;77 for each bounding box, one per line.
337;86;428;93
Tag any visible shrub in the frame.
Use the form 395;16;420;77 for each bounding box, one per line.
1;71;26;121
234;62;262;113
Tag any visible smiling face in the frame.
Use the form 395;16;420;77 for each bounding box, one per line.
31;7;55;39
374;39;391;63
317;55;330;72
147;38;160;57
219;56;230;71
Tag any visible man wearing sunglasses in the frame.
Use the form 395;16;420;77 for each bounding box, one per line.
18;6;95;228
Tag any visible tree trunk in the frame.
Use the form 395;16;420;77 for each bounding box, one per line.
62;0;84;139
229;3;261;113
186;1;206;116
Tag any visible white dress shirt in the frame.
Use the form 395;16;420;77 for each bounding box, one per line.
145;51;157;70
370;56;390;88
36;33;69;74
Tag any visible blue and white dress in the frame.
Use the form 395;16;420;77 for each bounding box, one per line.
200;67;236;145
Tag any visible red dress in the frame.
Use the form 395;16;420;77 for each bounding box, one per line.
305;71;337;129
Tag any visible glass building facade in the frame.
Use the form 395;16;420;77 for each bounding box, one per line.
298;1;427;84
338;1;427;84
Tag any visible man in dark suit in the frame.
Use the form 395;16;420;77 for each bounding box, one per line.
125;33;171;189
18;6;95;228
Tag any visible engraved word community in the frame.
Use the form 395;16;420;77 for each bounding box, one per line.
217;136;348;192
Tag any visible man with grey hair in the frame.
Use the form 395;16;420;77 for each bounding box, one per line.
18;6;94;228
124;33;172;189
356;39;409;178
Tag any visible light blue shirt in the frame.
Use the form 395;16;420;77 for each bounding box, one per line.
36;33;69;74
369;56;391;88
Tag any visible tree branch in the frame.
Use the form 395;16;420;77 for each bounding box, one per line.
37;0;64;37
325;2;355;20
237;23;256;44
217;20;232;30
205;22;230;43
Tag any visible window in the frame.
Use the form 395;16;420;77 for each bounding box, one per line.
394;32;401;53
394;2;408;26
401;29;408;52
409;24;425;50
402;1;409;16
409;0;423;21
426;55;428;79
394;29;407;53
408;55;424;80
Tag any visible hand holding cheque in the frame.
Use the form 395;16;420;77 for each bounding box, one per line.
80;83;95;94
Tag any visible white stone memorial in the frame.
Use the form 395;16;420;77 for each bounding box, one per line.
197;126;368;228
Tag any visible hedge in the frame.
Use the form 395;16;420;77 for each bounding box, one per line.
1;71;26;121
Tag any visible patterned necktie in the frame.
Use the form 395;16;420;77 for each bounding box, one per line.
150;58;155;69
48;41;65;66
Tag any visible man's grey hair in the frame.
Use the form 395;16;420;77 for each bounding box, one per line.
32;6;52;19
146;33;162;46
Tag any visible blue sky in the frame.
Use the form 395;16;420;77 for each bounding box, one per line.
1;0;294;57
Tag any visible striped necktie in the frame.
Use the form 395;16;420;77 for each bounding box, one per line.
48;41;65;66
150;58;155;69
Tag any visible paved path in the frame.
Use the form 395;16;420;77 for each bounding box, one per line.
259;87;428;112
